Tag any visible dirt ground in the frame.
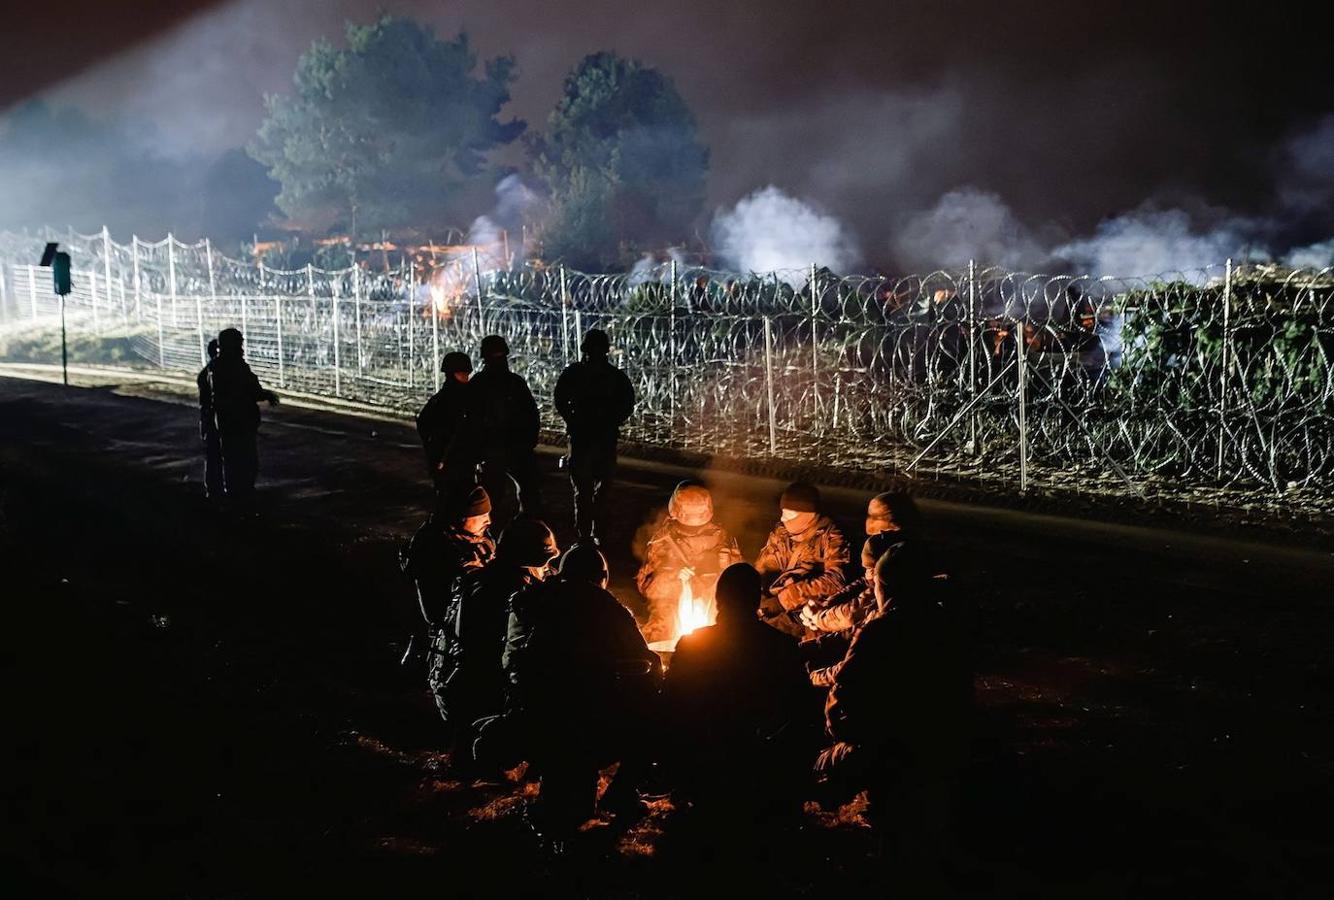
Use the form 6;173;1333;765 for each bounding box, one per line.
2;370;1333;898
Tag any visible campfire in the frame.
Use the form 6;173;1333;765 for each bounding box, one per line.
648;572;717;659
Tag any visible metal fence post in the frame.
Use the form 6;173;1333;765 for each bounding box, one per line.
202;239;216;364
353;264;364;372
472;245;486;334
809;262;820;427
967;259;978;451
28;264;38;317
0;264;8;322
275;297;286;388
407;261;416;390
431;283;440;393
90;269;100;334
131;236;142;321
194;284;206;366
668;259;678;438
306;263;317;326
167;234;179;326
332;280;342;397
101;226;114;325
156;285;165;369
764;316;778;456
559;265;570;367
1015;314;1028;492
1217;258;1233;479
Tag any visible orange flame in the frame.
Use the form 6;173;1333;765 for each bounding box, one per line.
675;572;715;639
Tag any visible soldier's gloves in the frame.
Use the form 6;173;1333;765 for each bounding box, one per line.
758;593;785;620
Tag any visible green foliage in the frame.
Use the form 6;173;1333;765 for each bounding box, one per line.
249;16;523;239
532;52;709;271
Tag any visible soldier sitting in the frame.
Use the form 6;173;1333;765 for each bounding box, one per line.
662;563;818;829
506;544;662;851
636;481;742;639
814;542;972;875
418;509;553;763
755;482;850;637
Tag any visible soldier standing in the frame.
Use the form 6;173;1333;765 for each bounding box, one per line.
416;350;473;506
196;338;223;500
554;329;635;543
458;335;544;525
207;327;279;503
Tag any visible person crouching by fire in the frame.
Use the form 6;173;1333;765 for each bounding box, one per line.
813;542;971;881
400;487;497;739
756;482;850;638
504;544;662;853
437;515;557;769
636;481;742;641
799;492;924;640
662;563;818;838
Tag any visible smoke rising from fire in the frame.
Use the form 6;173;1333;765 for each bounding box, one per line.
710;187;861;284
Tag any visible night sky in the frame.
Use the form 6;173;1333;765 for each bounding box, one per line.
3;0;1329;264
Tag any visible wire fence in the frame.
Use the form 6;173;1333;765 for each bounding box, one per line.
3;227;1333;517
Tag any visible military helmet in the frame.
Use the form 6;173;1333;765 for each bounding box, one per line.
557;542;609;587
441;351;472;375
580;328;611;355
866;491;923;536
497;517;558;567
479;334;509;359
668;481;714;527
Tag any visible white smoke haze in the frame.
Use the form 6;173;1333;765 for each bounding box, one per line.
1285;239;1334;270
466;173;541;265
891;187;1047;272
1051;208;1261;278
710;186;861;286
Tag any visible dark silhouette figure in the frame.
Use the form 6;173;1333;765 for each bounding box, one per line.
813;541;972;877
400;486;497;741
196;338;223;500
206;328;278;502
457;335;544;525
505;543;662;850
554;329;635;542
663;563;818;826
755;482;850;638
416;351;474;505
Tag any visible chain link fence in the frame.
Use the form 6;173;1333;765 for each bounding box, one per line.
3;227;1332;517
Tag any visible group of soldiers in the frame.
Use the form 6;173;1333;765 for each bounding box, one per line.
194;325;971;865
399;329;972;863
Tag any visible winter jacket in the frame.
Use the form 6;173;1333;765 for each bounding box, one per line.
458;361;540;454
755;515;850;611
554;358;635;439
506;578;662;732
664;613;817;785
823;595;971;766
207;355;274;433
806;578;877;635
402;522;495;628
636;520;743;607
196;364;216;438
416;379;470;472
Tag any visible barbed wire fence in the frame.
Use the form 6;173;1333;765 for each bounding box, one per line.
2;227;1332;518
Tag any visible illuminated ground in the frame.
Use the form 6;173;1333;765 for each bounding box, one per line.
3;370;1333;897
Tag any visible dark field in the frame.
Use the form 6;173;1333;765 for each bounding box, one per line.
3;371;1332;898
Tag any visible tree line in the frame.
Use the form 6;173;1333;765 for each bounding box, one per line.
1;16;709;273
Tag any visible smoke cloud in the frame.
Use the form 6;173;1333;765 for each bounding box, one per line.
891;188;1046;272
710;186;861;284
